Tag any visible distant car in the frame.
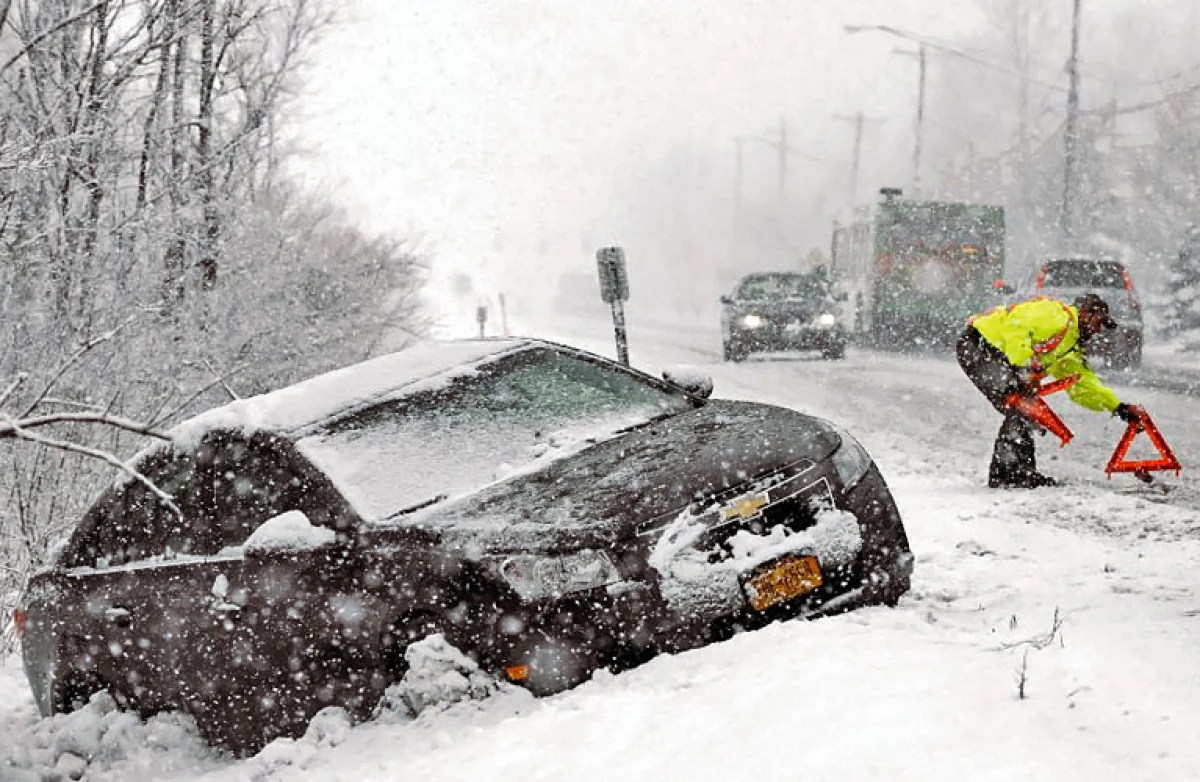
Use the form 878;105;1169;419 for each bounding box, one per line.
16;338;912;755
1021;257;1143;370
721;271;848;361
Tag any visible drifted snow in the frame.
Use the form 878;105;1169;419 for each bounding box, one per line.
5;319;1200;780
0;636;527;781
243;511;336;554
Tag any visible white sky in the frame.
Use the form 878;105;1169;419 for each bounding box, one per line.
291;0;987;323
288;0;1185;327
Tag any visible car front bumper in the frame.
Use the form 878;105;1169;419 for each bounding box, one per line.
729;323;846;351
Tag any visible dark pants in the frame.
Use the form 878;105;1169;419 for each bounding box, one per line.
955;327;1038;487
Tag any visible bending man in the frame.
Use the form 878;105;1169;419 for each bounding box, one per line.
957;294;1140;488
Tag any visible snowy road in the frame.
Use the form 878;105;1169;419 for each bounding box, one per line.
3;318;1200;781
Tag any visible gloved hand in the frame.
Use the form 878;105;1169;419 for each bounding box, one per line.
1114;403;1144;423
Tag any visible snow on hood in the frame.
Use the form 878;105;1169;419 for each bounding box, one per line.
649;504;863;623
372;401;840;556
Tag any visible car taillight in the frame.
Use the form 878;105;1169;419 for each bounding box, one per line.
1122;269;1135;291
13;608;26;639
1035;267;1047;288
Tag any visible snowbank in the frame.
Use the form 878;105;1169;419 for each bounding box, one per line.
0;635;530;782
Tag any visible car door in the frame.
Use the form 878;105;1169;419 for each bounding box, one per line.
55;448;248;716
191;432;375;750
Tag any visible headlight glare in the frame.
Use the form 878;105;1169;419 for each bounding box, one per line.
829;426;873;490
815;312;837;327
498;550;621;601
741;314;765;329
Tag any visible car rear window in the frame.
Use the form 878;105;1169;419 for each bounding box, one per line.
1041;260;1126;288
62;435;347;569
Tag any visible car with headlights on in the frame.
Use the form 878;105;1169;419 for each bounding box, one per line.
16;338;911;755
721;271;847;361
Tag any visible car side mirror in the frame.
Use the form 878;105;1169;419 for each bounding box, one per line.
662;366;714;399
244;510;338;556
720;295;733;305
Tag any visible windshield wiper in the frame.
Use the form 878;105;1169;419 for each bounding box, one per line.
615;411;678;435
393;493;448;517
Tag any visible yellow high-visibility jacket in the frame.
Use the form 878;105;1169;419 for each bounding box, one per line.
970;297;1120;413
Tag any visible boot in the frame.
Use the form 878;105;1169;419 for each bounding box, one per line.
988;411;1053;488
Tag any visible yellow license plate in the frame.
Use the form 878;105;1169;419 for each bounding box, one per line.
746;555;823;611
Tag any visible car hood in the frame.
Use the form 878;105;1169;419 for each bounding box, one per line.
733;298;835;321
372;400;841;554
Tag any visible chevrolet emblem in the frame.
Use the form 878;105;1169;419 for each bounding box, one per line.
720;492;769;521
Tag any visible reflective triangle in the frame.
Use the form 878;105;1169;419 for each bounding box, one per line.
1105;410;1182;478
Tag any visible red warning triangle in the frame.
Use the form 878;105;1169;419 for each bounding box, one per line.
1105;410;1182;478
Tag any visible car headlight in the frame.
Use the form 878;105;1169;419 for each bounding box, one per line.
740;313;765;329
813;312;837;327
497;550;621;601
829;425;873;490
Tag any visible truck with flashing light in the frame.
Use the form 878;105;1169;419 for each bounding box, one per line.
831;188;1007;348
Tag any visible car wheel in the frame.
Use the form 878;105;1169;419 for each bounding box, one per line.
723;341;746;362
51;668;106;714
822;342;846;361
1125;344;1143;371
509;630;596;696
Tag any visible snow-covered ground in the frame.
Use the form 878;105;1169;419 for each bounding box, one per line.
3;317;1200;781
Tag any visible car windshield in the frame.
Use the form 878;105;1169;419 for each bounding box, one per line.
1042;260;1126;288
736;273;826;301
297;347;695;521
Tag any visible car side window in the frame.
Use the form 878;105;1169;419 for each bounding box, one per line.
65;451;211;568
203;436;330;550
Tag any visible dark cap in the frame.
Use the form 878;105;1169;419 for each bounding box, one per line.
1073;293;1118;329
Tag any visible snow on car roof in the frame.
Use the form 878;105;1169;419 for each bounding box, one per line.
166;338;532;450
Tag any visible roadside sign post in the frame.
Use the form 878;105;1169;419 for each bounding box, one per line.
476;304;488;338
596;246;630;365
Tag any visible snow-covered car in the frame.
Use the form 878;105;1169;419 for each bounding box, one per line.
15;338;912;754
720;271;848;361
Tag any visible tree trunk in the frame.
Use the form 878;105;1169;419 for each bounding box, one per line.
196;0;219;288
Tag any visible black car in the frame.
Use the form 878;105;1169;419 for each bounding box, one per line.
16;338;912;754
721;271;848;361
1022;257;1144;370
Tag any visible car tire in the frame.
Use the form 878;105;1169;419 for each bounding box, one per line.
51;667;107;714
822;342;846;361
509;630;596;696
1125;344;1143;372
723;341;746;363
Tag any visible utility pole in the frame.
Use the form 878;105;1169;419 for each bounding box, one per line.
778;118;788;205
1062;0;1083;241
733;136;744;241
893;45;928;196
834;112;885;204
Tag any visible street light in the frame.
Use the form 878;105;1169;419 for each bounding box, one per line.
844;25;927;196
